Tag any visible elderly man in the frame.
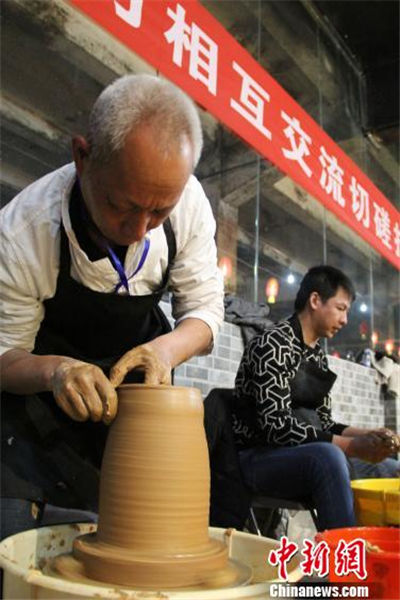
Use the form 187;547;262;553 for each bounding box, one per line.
233;266;399;532
0;74;223;538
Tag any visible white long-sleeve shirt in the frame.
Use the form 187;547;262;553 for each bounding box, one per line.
0;163;224;356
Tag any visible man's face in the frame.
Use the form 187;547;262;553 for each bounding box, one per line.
78;125;193;246
312;286;352;339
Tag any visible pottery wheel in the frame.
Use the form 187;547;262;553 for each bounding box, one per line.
49;385;251;590
50;550;253;590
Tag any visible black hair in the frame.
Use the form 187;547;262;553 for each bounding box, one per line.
294;265;356;312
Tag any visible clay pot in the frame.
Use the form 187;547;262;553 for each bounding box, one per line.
73;384;228;587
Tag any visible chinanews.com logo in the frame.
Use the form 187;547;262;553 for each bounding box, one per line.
269;583;369;598
266;536;375;599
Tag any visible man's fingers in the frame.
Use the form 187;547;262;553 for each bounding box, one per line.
370;431;399;451
160;369;172;385
370;428;399;449
109;349;142;387
95;382;118;424
142;360;171;385
109;363;128;388
140;353;160;384
55;390;89;422
110;344;172;386
368;433;386;446
102;393;118;425
110;348;152;386
144;371;159;385
78;379;105;422
51;360;119;423
374;431;393;443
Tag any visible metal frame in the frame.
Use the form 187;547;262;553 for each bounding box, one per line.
249;495;319;537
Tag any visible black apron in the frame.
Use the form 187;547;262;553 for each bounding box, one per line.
1;220;176;510
284;313;337;428
290;358;337;428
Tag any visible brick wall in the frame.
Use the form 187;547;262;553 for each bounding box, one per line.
384;396;399;435
172;315;243;396
163;302;392;429
327;356;384;429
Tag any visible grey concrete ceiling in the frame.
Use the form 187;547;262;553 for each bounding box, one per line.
314;0;399;138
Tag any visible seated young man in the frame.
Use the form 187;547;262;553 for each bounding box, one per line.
232;265;399;531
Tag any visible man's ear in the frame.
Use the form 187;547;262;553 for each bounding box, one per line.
309;291;321;311
72;136;90;177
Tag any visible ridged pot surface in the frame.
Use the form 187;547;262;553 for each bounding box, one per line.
73;384;230;587
96;384;210;553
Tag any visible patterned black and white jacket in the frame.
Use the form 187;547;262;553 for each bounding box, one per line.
232;313;348;448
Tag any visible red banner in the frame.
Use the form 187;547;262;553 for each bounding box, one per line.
69;0;400;269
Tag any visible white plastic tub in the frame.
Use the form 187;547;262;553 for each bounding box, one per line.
0;524;302;599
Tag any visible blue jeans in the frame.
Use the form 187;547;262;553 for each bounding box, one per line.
239;442;356;531
349;456;400;479
0;498;98;541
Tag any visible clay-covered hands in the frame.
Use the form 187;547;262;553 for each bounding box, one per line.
348;432;396;463
51;359;118;424
367;427;400;453
50;344;171;424
110;343;172;388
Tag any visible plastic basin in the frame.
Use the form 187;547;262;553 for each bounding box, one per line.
316;526;400;599
351;478;400;526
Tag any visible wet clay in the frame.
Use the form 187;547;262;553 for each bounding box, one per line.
52;552;251;590
68;384;235;588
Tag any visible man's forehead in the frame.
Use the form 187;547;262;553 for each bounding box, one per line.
332;287;353;305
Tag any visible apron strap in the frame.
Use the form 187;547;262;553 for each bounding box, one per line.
161;218;176;289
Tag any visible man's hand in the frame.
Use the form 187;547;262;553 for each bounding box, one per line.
109;319;212;388
367;428;400;452
51;359;118;424
347;433;395;463
110;343;171;388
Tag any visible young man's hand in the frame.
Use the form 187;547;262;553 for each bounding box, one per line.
367;428;400;452
347;433;395;463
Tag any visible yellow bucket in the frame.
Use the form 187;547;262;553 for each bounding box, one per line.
351;478;400;526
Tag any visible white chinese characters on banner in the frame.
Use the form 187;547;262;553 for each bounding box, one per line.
394;222;400;257
374;203;392;249
165;4;218;95
102;0;398;265
114;0;143;28
281;111;312;178
350;176;370;228
319;146;346;207
231;62;272;139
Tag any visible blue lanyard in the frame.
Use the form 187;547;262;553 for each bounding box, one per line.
108;237;150;294
77;181;150;295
